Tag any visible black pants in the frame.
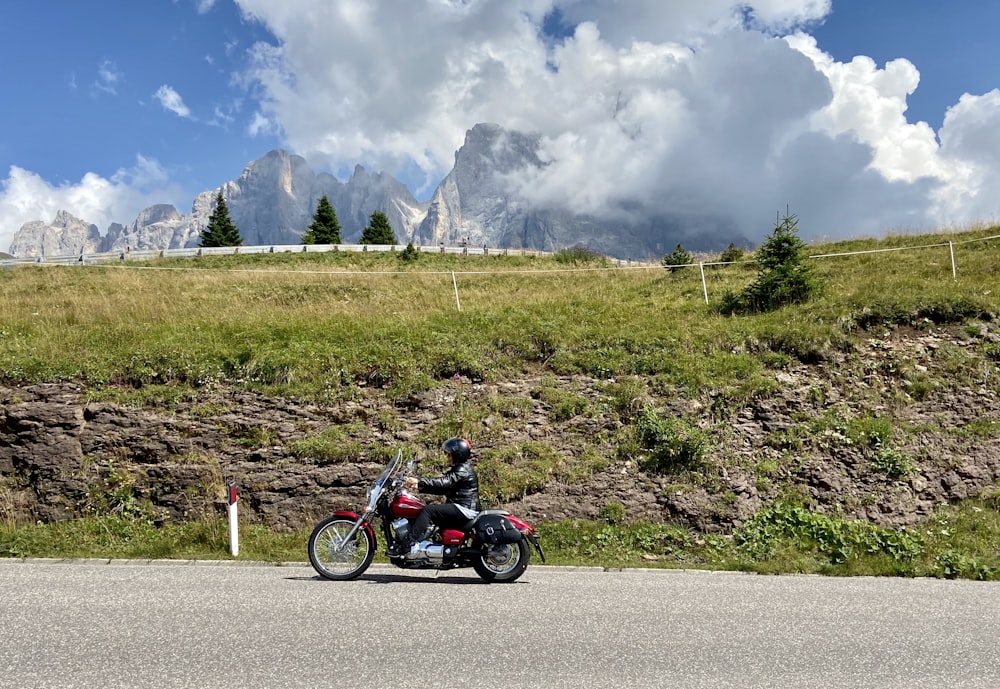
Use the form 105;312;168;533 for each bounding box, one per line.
411;503;470;542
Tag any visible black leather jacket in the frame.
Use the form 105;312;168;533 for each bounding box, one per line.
417;460;481;511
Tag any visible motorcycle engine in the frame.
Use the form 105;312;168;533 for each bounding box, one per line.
391;518;410;542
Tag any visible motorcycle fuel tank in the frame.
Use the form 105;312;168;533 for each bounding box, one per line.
390;493;425;518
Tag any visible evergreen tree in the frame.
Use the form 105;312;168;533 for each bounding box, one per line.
720;211;819;314
661;243;691;273
360;211;397;245
199;192;242;247
301;195;342;245
398;242;420;262
719;242;745;264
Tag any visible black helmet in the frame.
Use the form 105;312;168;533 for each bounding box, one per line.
442;437;472;463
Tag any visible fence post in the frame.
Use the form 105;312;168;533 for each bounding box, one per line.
700;262;709;305
227;482;239;557
949;241;956;280
452;271;462;311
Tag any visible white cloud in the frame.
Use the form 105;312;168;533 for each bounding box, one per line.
246;110;278;137
232;0;981;240
92;60;123;96
786;33;945;184
196;0;217;14
553;0;831;44
0;157;188;253
154;85;193;118
936;89;1000;223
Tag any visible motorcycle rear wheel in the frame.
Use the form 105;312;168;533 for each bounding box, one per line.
308;516;375;581
473;539;530;583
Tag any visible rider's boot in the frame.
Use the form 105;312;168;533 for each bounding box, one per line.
386;539;411;557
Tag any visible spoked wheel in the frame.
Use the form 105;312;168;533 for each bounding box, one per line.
308;516;375;581
473;539;530;583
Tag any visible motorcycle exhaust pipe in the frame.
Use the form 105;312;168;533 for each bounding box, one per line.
407;542;458;564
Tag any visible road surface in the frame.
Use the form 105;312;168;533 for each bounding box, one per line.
2;559;998;688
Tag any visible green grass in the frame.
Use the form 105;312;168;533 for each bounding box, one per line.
3;495;997;580
0;515;303;562
1;227;994;400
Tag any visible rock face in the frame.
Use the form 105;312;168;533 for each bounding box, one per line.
8;211;102;258
417;124;544;249
416;123;749;258
8;125;750;260
104;204;201;251
2;326;999;534
8;151;427;258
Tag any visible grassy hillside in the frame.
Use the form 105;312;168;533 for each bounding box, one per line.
1;229;996;398
1;226;999;577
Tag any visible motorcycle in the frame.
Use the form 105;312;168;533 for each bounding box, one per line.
307;450;545;583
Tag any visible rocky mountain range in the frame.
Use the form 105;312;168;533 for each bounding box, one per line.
9;123;748;260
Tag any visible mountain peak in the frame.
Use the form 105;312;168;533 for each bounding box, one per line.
6;124;740;259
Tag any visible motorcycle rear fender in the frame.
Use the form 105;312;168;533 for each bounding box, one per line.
503;513;535;534
497;514;545;564
333;510;377;546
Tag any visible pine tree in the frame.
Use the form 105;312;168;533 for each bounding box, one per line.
199;192;242;247
720;211;819;314
661;243;691;273
301;195;342;245
360;211;397;245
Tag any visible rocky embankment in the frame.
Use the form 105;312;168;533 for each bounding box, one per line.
2;325;999;533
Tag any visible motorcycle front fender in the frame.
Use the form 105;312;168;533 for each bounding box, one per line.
332;510;378;548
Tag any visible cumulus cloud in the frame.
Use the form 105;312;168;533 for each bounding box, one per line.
154;85;193;118
553;0;831;44
937;89;1000;223
232;0;998;240
0;157;188;252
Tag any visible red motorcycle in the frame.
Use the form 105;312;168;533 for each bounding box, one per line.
308;450;545;583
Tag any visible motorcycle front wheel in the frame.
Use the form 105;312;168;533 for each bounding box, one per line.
308;516;375;581
473;539;530;583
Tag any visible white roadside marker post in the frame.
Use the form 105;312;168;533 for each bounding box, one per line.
227;482;239;557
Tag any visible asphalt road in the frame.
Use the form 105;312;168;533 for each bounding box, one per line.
1;559;998;689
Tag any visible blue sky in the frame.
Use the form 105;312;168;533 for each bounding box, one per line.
2;0;1000;251
810;1;1000;131
0;1;279;197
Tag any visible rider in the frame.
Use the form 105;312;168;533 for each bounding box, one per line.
389;437;481;557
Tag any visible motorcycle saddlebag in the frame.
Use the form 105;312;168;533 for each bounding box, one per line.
475;514;522;545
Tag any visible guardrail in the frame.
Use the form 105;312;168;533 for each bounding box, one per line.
0;242;562;267
0;242;667;269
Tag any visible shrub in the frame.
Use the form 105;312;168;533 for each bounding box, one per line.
870;447;916;480
736;502;924;564
661;244;692;273
398;242;420;262
933;550;996;580
599;502;627;525
633;405;708;473
554;247;606;265
719;243;745;263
